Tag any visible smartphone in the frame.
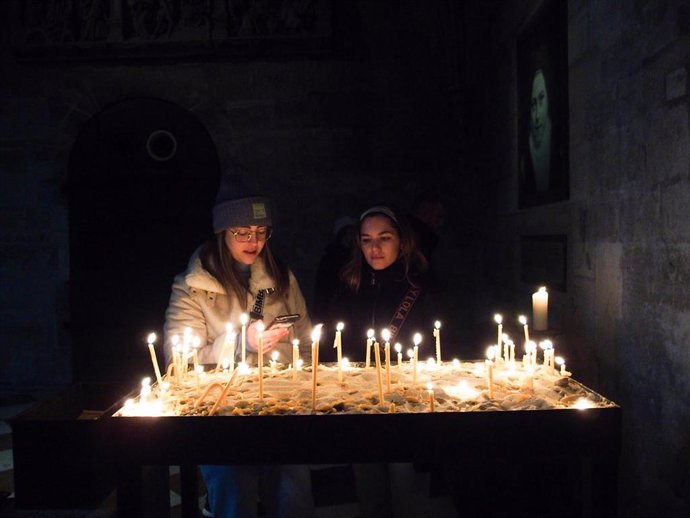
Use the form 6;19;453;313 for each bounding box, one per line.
267;314;300;330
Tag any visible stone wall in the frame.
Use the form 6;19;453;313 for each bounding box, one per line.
476;0;690;515
0;1;482;387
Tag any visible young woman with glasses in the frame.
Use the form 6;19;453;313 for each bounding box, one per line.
163;174;315;518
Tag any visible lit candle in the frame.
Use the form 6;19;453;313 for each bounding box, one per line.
433;321;442;364
365;329;374;368
335;322;344;382
494;314;503;362
542;340;554;369
519;315;530;343
292;339;300;380
503;334;510;365
485;347;494;399
311;324;323;411
412;333;421;387
140;377;152;402
427;382;435;412
215;323;235;373
540;340;548;367
382;329;392;393
525;340;537;368
257;321;265;400
271;350;279;373
146;333;163;386
240;313;249;363
373;339;384;405
182;327;192;375
192;335;200;374
395;343;403;368
171;335;181;385
181;342;190;378
532;287;548;331
525;364;534;391
555;356;570;376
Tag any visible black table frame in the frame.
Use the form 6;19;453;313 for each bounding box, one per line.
105;405;621;518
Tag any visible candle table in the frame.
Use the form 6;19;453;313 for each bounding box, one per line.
10;366;621;518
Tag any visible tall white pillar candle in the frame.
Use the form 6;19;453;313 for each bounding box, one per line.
532;287;548;331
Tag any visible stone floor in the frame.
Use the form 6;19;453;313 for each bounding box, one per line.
0;394;456;518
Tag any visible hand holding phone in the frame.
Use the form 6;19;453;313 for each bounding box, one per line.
267;314;300;330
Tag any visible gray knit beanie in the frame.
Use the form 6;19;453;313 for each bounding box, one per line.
212;174;273;233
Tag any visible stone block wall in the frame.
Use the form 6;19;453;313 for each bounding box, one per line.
476;0;690;515
0;1;481;387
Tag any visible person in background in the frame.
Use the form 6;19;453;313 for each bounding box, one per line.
330;205;438;518
407;190;446;264
164;172;315;518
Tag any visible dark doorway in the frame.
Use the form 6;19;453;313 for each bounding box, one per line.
65;97;219;384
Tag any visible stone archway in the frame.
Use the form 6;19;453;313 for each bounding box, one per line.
65;97;219;383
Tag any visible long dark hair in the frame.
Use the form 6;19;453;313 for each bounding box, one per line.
199;232;290;310
340;207;428;293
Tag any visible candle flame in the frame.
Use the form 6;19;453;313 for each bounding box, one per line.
225;322;233;333
311;323;324;342
147;332;156;344
574;398;593;410
271;351;279;361
394;342;402;353
494;314;503;324
141;377;151;387
426;381;433;391
518;315;527;325
543;339;553;349
413;333;422;346
407;348;414;359
367;328;375;339
192;336;201;348
381;328;391;342
434;320;441;329
256;321;265;333
240;313;249;325
292;338;300;346
341;357;350;370
555;356;564;366
171;334;179;345
336;322;344;331
486;347;495;360
539;286;547;293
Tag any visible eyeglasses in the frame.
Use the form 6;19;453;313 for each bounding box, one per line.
229;228;273;242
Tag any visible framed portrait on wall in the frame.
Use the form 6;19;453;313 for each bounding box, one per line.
517;0;569;209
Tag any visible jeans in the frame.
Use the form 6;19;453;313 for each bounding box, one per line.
200;464;315;518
